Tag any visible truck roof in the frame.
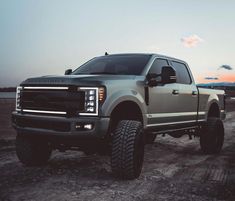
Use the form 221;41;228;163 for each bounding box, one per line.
102;53;185;63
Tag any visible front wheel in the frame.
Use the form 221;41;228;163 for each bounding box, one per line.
111;120;144;180
16;134;52;166
200;118;224;154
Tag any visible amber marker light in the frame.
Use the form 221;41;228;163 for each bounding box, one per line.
99;87;106;102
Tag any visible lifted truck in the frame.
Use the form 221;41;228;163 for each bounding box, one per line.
12;53;226;179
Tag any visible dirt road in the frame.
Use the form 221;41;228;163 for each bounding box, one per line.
0;111;235;201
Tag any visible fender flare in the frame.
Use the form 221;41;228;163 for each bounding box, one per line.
205;99;220;120
101;90;147;126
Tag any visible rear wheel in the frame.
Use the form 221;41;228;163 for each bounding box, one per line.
111;120;144;180
16;134;52;166
200;118;224;154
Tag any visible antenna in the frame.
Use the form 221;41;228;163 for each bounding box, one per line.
105;52;108;56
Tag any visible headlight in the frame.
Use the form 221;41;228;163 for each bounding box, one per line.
78;87;106;116
16;86;22;111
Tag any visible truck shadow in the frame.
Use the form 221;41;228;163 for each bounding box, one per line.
150;140;203;156
46;151;112;179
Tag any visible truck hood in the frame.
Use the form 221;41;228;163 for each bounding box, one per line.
21;74;136;86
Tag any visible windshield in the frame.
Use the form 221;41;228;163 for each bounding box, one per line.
72;55;151;75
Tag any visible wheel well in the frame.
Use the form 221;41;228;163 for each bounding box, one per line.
110;101;143;131
208;103;220;118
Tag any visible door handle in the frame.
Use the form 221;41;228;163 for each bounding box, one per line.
172;89;179;95
192;91;198;96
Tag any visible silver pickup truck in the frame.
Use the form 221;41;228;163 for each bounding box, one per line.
12;53;226;179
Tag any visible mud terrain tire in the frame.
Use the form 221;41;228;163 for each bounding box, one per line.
111;120;144;179
16;135;52;166
200;118;224;154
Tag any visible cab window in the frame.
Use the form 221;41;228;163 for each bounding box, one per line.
171;61;191;84
148;58;169;74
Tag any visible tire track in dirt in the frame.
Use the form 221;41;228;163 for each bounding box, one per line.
0;112;235;200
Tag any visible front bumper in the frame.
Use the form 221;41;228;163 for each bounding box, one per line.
12;111;110;139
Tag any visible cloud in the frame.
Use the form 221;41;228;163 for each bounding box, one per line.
218;64;233;70
204;77;219;80
181;34;203;48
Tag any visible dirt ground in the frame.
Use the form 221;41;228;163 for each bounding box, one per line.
0;99;16;141
0;99;235;201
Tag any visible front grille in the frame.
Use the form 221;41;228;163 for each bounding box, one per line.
18;86;85;117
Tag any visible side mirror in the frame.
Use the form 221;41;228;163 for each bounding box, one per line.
65;69;72;75
146;73;159;87
161;66;176;84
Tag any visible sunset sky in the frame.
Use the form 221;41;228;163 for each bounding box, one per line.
1;0;235;87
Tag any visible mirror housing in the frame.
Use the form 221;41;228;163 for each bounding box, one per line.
146;73;159;87
146;73;158;80
65;69;72;75
161;66;176;84
146;66;176;87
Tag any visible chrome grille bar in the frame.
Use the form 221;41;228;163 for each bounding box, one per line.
24;86;69;90
22;109;66;115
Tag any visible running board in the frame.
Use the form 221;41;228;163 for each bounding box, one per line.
151;126;199;136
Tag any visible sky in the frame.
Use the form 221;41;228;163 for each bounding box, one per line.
0;0;235;87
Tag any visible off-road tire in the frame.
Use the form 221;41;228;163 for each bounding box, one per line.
200;118;224;154
111;120;144;179
16;135;52;166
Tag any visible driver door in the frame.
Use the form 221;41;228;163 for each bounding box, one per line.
147;58;180;127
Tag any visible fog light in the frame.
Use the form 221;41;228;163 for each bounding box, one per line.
75;123;93;131
75;124;82;129
84;124;93;130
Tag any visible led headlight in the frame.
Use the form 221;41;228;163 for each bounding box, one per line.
78;87;106;116
78;87;98;116
16;86;22;111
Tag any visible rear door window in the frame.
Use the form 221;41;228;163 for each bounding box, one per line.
171;61;191;84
